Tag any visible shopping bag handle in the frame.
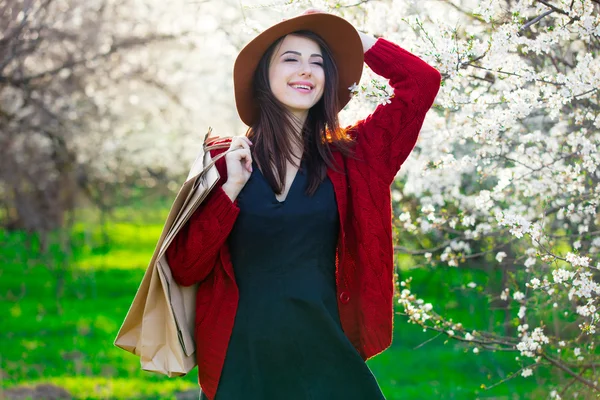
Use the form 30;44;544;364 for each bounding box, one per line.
200;128;245;174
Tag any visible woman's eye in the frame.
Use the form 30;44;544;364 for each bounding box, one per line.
283;58;322;66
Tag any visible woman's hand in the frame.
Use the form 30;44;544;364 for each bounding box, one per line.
301;8;323;15
222;136;253;201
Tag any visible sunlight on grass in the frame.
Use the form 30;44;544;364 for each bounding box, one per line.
78;249;151;270
73;222;164;270
10;377;197;400
83;222;164;250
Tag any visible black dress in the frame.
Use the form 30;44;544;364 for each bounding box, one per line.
200;159;385;400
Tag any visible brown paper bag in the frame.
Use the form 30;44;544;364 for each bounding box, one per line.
114;129;232;376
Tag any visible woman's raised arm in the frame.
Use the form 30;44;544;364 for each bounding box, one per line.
350;37;441;185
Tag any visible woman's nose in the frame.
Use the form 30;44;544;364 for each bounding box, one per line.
299;61;312;76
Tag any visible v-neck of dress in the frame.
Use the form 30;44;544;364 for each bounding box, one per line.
253;160;303;204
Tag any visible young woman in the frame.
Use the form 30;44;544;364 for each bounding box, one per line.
166;9;441;400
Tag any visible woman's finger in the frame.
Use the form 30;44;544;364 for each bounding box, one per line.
227;137;253;173
232;137;253;154
231;136;250;150
229;139;250;151
237;148;253;172
303;8;324;15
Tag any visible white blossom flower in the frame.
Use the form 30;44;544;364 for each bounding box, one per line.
565;252;591;268
513;291;525;301
553;269;575;284
521;368;533;377
576;303;596;317
517;327;549;357
398;212;411;222
524;257;536;269
529;278;541;289
496;252;507;263
517;324;529;335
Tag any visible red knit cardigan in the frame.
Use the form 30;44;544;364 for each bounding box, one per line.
166;37;441;400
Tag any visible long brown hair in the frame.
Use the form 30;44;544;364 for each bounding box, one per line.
246;30;356;197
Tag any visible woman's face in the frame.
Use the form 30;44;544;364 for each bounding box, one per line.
268;34;325;121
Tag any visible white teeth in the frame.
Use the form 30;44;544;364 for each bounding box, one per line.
291;84;312;90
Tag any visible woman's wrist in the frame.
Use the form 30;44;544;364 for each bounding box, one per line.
357;30;377;53
222;182;242;202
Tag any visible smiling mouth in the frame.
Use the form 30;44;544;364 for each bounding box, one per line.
289;84;313;93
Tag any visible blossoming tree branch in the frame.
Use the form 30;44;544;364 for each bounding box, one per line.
264;0;600;397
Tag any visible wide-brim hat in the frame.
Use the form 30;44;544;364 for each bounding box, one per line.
233;13;364;126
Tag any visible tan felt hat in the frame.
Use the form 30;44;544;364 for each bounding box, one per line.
233;12;364;126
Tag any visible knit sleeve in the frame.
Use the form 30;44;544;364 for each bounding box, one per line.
165;144;239;286
349;37;441;185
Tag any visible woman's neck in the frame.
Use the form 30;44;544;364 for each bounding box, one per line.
288;112;306;162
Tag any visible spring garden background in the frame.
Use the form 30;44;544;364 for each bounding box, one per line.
1;0;599;398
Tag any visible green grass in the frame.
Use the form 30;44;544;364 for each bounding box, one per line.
0;203;542;399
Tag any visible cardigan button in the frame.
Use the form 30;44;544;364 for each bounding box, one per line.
339;291;350;304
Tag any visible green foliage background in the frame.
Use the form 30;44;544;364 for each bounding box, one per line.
0;198;543;399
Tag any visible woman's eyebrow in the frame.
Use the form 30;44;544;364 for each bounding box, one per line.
281;50;323;58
